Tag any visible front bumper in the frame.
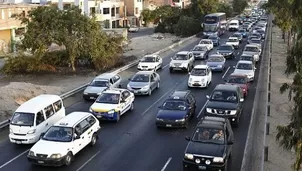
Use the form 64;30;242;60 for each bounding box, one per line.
219;53;233;59
188;81;207;88
128;88;150;95
83;93;98;100
208;66;224;71
137;67;155;71
28;155;67;166
205;112;239;124
183;159;225;171
91;111;119;121
229;27;238;31
170;67;188;72
193;54;206;59
156;119;186;128
9;133;39;144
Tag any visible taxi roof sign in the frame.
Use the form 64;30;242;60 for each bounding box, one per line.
173;96;180;99
59;122;69;126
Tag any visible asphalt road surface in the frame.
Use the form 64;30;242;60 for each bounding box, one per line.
0;29;265;171
128;27;155;39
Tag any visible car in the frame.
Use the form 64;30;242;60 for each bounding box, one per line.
242;24;250;31
205;84;244;127
217;44;235;59
256;29;265;39
258;20;267;27
232;32;243;43
128;25;140;32
208;35;220;46
240;54;255;65
137;54;163;71
238;29;248;38
89;88;135;121
228;20;239;31
243;44;261;62
198;39;214;51
256;23;266;32
233;60;256;81
183;116;234;171
225;73;250;97
127;71;160;95
83;73;122;100
248;32;262;41
188;65;212;88
243;22;252;30
169;51;195;72
206;54;226;72
191;44;209;60
27;112;101;166
225;37;240;49
249;38;262;47
156;90;196;129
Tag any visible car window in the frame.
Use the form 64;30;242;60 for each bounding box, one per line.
42;126;73;142
78;119;91;134
193;46;207;51
96;93;120;104
35;111;45;126
161;100;186;110
53;100;63;112
141;56;156;62
131;74;150;82
211;90;238;103
87;116;96;126
192;127;225;144
122;90;131;99
90;80;109;87
236;63;253;70
173;54;188;60
227;77;247;84
191;68;207;76
44;104;55;119
113;75;120;83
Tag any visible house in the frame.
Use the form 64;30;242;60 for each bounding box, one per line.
0;4;40;54
123;0;143;26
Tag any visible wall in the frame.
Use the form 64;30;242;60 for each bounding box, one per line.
124;0;134;16
0;29;11;54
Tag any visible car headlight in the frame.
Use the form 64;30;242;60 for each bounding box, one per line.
230;110;237;115
181;63;188;67
50;153;62;159
28;151;35;156
213;157;224;163
89;108;93;112
137;65;141;68
141;85;150;90
27;129;36;134
200;53;204;56
169;63;174;67
201;78;205;82
217;65;222;68
175;118;185;122
127;84;131;89
108;110;115;114
206;108;212;113
84;92;88;95
156;118;163;121
189;78;193;82
9;128;13;133
184;153;194;160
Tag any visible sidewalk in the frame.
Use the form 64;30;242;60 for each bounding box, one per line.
264;26;297;171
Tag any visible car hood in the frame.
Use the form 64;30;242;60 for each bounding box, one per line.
233;69;254;75
185;141;225;157
206;101;238;110
225;83;247;89
206;61;224;66
217;50;232;53
189;75;208;82
138;62;156;67
84;86;107;94
128;82;150;88
31;140;72;155
226;42;238;44
210;39;218;42
157;110;187;120
90;103;119;112
192;50;206;54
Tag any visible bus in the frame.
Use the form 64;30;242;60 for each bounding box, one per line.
202;13;227;37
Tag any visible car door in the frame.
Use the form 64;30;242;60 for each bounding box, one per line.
34;111;47;137
120;90;132;114
77;119;92;147
109;78;114;88
43;104;56;130
207;68;212;82
156;56;162;69
150;74;156;90
187;94;196;118
112;75;121;88
73;124;85;154
189;53;194;66
225;124;233;157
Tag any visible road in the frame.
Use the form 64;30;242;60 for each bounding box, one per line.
128;27;155;39
0;29;264;171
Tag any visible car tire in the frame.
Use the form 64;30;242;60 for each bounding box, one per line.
205;82;209;88
64;152;73;166
184;121;189;129
130;102;134;111
148;89;152;96
157;82;160;89
118;84;122;88
115;112;120;123
90;133;97;146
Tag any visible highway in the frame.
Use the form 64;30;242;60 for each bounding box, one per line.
0;29;264;171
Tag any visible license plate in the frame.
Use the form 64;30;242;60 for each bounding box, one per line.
90;97;95;100
134;90;138;93
199;166;206;170
174;68;182;70
166;124;172;127
97;115;102;118
38;161;44;164
15;141;21;144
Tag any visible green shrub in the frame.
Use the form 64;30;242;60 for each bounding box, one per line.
41;50;69;67
173;16;202;37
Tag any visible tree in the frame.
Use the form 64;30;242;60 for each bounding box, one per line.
140;9;156;25
197;0;220;16
232;0;248;15
218;3;233;17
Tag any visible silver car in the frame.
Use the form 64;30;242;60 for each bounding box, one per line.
83;73;122;100
243;44;262;63
191;45;209;59
127;71;160;96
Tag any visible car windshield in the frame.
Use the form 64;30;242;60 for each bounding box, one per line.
228;39;237;42
239;30;245;33
208;57;224;62
131;74;150;82
257;29;264;33
209;36;218;40
240;56;253;61
141;56;156;62
161;100;186;110
233;34;241;38
191;68;207;76
90;80;109;87
250;39;261;44
96;93;120;104
211;90;238;103
199;40;210;44
236;63;253;70
173;54;188;60
10;112;34;126
228;76;247;84
245;46;258;52
230;23;237;25
192;127;225;144
204;24;217;32
193;46;207;51
42;126;73;142
218;45;232;51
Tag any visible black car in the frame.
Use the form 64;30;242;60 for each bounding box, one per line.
183;116;234;171
217;44;235;59
208;35;220;46
232;32;243;43
156;90;196;129
204;84;244;127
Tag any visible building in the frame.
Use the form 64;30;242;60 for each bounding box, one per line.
123;0;143;26
0;4;39;54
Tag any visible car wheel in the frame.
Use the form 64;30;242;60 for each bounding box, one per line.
184;120;189;129
90;133;97;146
130;102;134;111
157;82;160;89
187;66;190;73
205;82;209;88
115;112;120;123
65;152;73;166
148;89;152;96
118;84;122;88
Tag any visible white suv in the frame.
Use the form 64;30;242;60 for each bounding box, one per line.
169;51;195;73
27;112;101;166
188;65;212;88
226;37;240;49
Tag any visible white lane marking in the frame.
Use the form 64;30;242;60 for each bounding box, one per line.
162;64;169;69
76;151;101;171
222;66;231;78
161;157;172;171
0;149;29;169
197;100;209;118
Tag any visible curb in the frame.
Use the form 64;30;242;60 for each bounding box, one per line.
0;33;198;130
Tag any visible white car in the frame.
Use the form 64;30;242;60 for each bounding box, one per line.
128;25;140;32
233;60;256;81
188;65;212;88
89;88;135;122
226;37;240;49
27;112;101;166
242;44;261;62
137;54;163;71
169;51;195;73
198;39;214;51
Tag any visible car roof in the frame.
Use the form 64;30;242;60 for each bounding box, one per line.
209;54;224;58
194;64;208;69
197;118;225;129
245;44;258;47
194;44;208;48
16;94;61;113
237;60;253;64
143;54;158;58
169;90;190;100
214;84;239;91
228;37;238;39
200;39;211;41
229;73;248;78
177;51;190;55
241;54;254;57
136;71;154;75
54;112;92;127
95;73;116;79
103;88;126;94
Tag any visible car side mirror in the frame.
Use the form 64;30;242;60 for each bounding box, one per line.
227;140;234;145
224;79;227;82
254;67;257;70
206;95;210;99
158;106;162;109
40;132;45;138
185;136;190;141
240;98;244;102
121;99;126;103
74;134;81;140
188;72;191;75
128;78;131;81
233;66;236;68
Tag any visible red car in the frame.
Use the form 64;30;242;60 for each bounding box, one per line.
225;73;249;97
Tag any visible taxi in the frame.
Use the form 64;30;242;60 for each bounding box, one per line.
89;88;135;122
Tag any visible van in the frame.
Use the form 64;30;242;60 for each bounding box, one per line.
9;94;65;144
229;20;239;31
